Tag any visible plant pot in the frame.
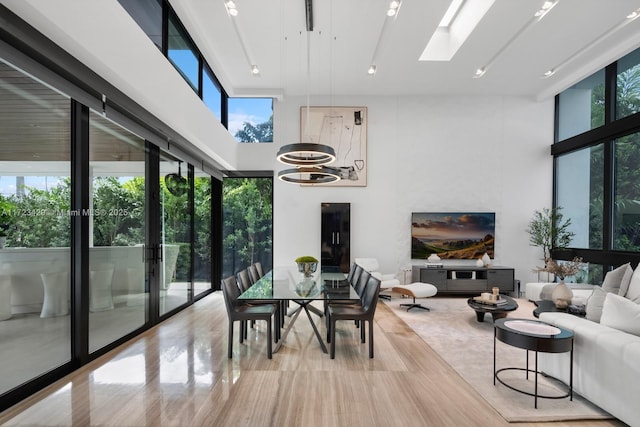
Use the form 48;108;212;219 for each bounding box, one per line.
297;262;317;277
552;281;573;309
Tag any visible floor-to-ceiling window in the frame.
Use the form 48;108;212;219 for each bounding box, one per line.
159;155;191;315
194;167;212;297
88;110;148;353
222;176;273;278
0;60;72;395
553;46;640;283
0;24;219;409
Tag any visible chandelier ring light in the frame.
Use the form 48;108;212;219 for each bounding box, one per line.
276;0;340;184
278;166;340;184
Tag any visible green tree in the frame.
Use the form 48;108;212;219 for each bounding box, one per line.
12;179;71;247
234;115;273;143
93;177;143;246
223;178;272;275
526;207;575;264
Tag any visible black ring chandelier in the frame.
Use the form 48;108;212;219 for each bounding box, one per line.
276;143;337;166
277;13;341;185
278;166;341;184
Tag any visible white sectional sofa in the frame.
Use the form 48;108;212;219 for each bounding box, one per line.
538;311;640;427
537;261;640;427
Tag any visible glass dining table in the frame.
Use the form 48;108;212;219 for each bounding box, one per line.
239;267;359;353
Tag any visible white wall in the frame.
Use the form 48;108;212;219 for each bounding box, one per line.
238;94;555;286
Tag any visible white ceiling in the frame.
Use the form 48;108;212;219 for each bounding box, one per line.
172;0;640;101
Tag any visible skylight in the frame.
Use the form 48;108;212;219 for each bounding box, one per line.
420;0;495;62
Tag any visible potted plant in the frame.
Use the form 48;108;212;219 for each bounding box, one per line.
295;255;318;277
526;207;575;276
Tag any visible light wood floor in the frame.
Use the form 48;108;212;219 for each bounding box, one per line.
0;293;626;427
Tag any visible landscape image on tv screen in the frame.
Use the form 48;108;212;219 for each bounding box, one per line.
411;212;495;260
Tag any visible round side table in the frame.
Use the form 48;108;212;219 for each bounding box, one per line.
493;318;574;408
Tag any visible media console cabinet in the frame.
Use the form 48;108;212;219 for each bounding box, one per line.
411;265;515;295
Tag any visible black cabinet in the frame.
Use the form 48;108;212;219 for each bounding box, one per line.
412;266;515;295
321;202;350;273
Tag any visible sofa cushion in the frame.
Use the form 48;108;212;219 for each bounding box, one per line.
585;286;608;322
602;262;630;294
625;264;640;303
618;263;634;296
601;293;640;336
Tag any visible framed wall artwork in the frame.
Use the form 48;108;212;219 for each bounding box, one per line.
300;106;367;187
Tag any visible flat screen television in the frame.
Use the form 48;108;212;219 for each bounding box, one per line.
411;212;495;260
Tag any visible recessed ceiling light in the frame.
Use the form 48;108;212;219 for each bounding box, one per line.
251;65;260;75
534;0;557;20
367;65;377;75
225;0;238;17
387;0;401;17
473;68;486;78
542;69;555;78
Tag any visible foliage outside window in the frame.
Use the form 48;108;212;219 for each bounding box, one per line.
556;146;603;250
557;70;605;141
613;132;640;251
616;48;640;120
222;177;272;277
228;98;273;143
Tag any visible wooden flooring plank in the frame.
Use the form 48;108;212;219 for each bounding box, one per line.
0;292;626;427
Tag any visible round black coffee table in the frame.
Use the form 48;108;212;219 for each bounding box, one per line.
467;295;518;322
494;318;574;408
533;300;586;318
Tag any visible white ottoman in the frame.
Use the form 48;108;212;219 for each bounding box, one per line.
392;282;438;311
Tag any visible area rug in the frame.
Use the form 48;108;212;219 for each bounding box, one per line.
382;296;613;423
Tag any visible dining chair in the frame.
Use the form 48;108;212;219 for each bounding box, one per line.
248;264;260;284
325;270;372;343
221;276;277;359
345;262;357;283
329;275;381;359
350;264;364;288
254;262;264;278
237;269;252;292
237;268;282;341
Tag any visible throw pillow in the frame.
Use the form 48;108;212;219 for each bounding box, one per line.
600;293;640;336
585;286;608;323
601;262;630;294
625;263;640;303
618;263;634;297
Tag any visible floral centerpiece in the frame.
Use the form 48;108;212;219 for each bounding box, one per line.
295;256;318;277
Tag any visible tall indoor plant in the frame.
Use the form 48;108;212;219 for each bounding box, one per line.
526;207;575;279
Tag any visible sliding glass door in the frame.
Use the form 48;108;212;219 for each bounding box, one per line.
88;110;148;353
0;61;72;394
222;176;273;277
194;167;211;297
0;49;216;410
159;155;191;315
